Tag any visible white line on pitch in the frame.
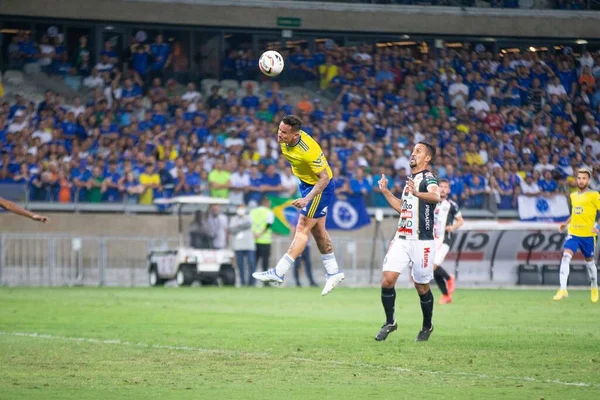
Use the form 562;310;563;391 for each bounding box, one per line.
0;331;596;389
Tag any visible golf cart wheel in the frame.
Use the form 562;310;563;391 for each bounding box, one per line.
219;264;236;286
176;265;195;287
149;264;165;287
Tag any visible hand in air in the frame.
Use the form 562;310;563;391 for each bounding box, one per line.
378;174;389;192
32;214;49;224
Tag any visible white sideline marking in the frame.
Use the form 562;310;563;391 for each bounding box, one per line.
0;331;596;389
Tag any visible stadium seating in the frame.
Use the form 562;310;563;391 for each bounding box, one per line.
2;29;600;212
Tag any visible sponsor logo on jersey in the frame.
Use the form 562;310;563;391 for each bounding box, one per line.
401;210;413;219
423;246;431;268
398;227;413;236
574;206;583;215
424;203;431;231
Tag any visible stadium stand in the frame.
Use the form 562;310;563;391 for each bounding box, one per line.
2;26;600;212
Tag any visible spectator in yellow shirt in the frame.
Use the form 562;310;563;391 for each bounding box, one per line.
242;142;261;165
318;56;339;90
138;163;161;205
153;131;178;161
464;142;484;166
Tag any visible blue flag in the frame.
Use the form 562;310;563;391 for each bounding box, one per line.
325;194;371;230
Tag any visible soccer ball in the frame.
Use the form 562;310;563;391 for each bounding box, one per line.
259;50;284;77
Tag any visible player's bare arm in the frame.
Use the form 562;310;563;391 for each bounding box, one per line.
293;169;330;209
408;178;441;203
559;216;571;232
446;214;464;232
378;174;402;213
0;197;49;223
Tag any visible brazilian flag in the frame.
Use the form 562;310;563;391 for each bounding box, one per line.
268;196;299;235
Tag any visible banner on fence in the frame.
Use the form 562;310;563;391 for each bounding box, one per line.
517;195;570;222
269;194;371;235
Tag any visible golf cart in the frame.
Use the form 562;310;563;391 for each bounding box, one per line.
148;196;236;287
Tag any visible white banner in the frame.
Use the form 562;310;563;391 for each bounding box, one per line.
517;195;570;222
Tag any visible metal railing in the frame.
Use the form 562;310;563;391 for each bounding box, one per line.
0;233;386;287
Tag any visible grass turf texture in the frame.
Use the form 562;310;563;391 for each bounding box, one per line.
0;288;599;399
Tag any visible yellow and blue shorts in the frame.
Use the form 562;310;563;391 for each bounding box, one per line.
299;179;335;219
563;235;596;258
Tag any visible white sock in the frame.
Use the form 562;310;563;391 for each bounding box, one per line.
559;253;572;290
274;254;295;277
322;253;339;275
585;260;598;289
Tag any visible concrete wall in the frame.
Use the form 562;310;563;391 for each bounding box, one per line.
2;0;600;39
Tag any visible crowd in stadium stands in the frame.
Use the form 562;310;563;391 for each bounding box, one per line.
3;30;600;211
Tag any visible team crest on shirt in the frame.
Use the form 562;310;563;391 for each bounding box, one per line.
574;206;583;214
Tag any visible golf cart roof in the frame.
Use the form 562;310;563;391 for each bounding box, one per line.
154;196;230;206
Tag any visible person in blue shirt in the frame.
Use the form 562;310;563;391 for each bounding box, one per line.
375;62;395;85
9;95;27;119
241;86;260;110
150;34;172;76
504;79;522;107
151;104;167;127
122;78;142;100
100;41;119;64
300;48;317;80
465;174;488;209
516;66;532;104
133;43;151;78
289;47;304;82
556;61;576;98
247;165;263;206
538;170;558;195
61;111;78;139
348;167;371;200
103;161;122;202
259;164;284;197
71;161;93;202
496;170;516;209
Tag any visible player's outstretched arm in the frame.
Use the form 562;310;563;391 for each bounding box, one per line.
0;198;49;223
378;174;402;214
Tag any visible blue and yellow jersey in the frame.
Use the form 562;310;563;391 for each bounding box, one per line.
568;190;600;237
280;130;333;185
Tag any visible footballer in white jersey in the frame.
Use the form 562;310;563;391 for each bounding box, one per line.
375;142;441;343
432;180;463;304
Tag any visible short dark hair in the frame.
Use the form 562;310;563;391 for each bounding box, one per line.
281;115;302;132
439;179;449;185
418;141;436;160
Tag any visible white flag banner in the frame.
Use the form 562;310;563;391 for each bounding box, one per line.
517;195;570;222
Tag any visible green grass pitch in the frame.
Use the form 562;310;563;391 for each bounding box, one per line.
0;287;599;399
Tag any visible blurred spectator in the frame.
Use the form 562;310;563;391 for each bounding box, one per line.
260;164;284;197
229;203;256;286
208;158;231;199
150;34;172;80
206;204;228;250
465;175;489;209
138;162;161;205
